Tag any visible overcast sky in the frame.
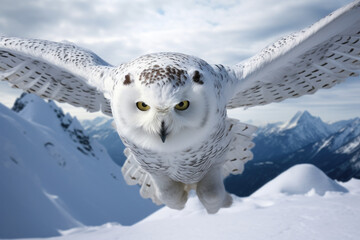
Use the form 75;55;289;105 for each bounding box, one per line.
0;0;358;125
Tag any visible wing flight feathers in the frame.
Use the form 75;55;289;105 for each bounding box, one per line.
0;37;114;116
227;0;360;109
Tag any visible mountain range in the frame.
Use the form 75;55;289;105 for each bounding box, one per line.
252;111;338;161
225;111;360;196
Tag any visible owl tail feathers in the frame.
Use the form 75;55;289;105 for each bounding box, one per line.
222;119;257;178
122;148;162;205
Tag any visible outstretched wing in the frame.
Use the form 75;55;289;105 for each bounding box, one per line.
0;37;114;116
227;0;360;109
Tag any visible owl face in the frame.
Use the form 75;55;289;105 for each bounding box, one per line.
111;53;220;152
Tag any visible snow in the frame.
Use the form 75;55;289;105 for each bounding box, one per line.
339;178;360;194
279;110;303;130
254;121;283;135
337;136;360;154
81;116;126;166
316;137;333;153
332;119;360;152
253;111;338;161
82;116;112;129
252;164;348;197
279;111;334;138
0;95;160;239
13;164;360;240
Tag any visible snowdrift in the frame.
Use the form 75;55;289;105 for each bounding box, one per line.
252;164;348;197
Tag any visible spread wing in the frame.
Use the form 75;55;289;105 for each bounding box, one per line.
227;0;360;109
0;36;114;116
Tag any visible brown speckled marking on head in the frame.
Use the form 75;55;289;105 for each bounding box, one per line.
192;70;204;85
139;64;187;86
123;74;133;85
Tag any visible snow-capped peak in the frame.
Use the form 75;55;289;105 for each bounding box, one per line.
278;111;335;144
286;110;304;127
253;111;337;161
280;110;319;130
11;93;96;157
12;93;66;132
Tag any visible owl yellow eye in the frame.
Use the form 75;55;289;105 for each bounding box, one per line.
136;101;150;111
175;100;190;111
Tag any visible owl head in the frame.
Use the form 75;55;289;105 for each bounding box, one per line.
111;53;223;152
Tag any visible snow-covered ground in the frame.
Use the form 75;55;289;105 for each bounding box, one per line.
16;164;360;240
0;95;160;238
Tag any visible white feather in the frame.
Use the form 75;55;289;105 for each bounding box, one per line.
227;0;360;109
0;37;113;115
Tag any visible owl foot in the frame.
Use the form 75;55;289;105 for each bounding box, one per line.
152;174;188;210
223;193;233;208
196;166;232;214
197;187;233;214
159;189;188;210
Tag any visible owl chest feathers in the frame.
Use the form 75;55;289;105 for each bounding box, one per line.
123;119;232;184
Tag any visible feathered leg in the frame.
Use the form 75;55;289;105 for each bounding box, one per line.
196;165;232;214
151;174;188;210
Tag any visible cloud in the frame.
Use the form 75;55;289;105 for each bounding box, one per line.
1;0;352;64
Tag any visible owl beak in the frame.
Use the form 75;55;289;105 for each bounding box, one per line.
159;121;168;143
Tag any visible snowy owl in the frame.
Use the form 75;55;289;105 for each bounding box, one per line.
1;1;360;213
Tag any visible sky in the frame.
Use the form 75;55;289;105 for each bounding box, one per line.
0;0;358;125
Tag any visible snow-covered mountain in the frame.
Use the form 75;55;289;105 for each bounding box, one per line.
82;117;126;166
225;113;360;196
0;94;160;239
328;118;360;153
282;117;360;181
253;111;339;161
19;164;360;240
